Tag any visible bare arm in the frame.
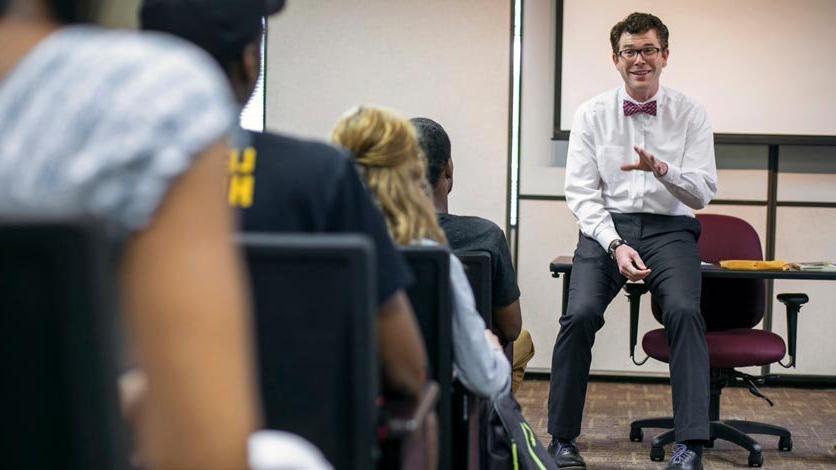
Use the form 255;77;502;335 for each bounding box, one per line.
378;290;429;399
120;140;260;469
493;299;522;344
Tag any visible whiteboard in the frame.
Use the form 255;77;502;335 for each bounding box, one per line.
559;0;836;137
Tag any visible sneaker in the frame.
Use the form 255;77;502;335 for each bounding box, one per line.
664;443;703;470
547;439;586;469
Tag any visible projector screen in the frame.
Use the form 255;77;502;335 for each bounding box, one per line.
557;0;836;139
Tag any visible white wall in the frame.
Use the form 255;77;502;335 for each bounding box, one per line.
264;1;512;227
560;0;836;136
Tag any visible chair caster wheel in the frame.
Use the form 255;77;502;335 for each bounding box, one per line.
748;451;763;467
650;445;665;462
778;435;792;451
629;427;643;442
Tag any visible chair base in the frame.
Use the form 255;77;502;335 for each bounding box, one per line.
629;416;792;468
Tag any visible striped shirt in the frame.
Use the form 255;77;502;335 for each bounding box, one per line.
0;26;236;240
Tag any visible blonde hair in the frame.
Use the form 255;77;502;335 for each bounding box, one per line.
332;106;447;246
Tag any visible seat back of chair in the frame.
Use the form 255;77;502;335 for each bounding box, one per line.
0;219;128;470
399;245;453;470
455;250;493;326
452;250;494;470
651;214;766;330
241;234;377;469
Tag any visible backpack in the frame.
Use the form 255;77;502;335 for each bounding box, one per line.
483;391;557;470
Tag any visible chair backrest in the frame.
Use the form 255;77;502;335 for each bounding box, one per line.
652;214;766;330
452;250;493;470
241;233;377;470
398;245;453;470
454;250;493;326
0;219;128;470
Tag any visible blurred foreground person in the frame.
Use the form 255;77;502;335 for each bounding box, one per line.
0;1;261;468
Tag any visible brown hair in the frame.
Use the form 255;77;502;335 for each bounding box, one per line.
332;106;447;246
609;12;669;54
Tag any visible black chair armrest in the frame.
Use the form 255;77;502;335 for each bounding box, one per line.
624;282;649;366
777;293;809;368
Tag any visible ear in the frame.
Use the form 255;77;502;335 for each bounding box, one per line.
612;53;620;67
445;159;453;194
241;41;261;85
661;48;670;68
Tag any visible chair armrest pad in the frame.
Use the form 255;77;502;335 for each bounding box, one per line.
777;293;809;306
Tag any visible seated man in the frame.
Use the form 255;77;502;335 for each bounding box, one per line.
142;0;429;402
412;117;534;393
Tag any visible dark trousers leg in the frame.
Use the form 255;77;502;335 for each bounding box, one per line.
640;217;710;442
547;235;624;439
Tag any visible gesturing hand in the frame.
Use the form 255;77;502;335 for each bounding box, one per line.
613;244;651;281
621;146;668;177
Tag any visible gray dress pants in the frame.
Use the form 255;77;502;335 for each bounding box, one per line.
547;213;710;443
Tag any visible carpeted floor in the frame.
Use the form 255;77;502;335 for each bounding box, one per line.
517;378;836;469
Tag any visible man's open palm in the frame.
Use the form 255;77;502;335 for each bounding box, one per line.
621;146;668;177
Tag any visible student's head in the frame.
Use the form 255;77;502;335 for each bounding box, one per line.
332;106;447;246
410;117;453;197
0;0;102;23
610;12;669;100
140;0;285;105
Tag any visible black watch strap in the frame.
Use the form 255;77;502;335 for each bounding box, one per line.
608;239;628;259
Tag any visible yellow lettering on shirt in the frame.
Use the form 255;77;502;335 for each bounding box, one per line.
228;146;257;208
228;174;255;208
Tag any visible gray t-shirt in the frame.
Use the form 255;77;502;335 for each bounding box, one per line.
0;26;236;240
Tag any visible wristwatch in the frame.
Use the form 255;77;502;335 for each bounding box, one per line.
607;239;628;260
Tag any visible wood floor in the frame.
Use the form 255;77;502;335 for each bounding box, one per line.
516;377;836;469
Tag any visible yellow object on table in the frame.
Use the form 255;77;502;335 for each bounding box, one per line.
719;260;798;271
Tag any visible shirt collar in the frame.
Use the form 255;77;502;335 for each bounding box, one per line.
619;85;665;106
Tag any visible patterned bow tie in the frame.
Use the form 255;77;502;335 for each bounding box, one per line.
623;100;657;116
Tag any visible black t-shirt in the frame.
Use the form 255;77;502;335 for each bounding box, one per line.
438;213;520;308
229;130;412;304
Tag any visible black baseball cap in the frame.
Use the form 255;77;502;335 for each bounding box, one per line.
140;0;286;65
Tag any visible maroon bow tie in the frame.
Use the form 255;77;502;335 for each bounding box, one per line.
623;100;657;116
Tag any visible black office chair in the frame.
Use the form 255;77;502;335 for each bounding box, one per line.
453;250;493;470
626;214;809;467
400;245;454;470
455;250;493;325
0;218;129;470
241;233;378;469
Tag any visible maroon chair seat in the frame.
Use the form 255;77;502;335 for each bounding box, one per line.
643;328;787;369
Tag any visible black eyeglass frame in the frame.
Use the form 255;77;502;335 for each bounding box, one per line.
616;47;665;60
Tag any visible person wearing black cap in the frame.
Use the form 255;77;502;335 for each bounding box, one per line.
140;0;430;403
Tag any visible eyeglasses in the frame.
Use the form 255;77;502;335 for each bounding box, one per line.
617;47;663;60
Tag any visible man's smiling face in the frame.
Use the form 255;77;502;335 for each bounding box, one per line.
613;28;669;102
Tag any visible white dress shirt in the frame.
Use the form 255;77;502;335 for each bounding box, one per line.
564;85;718;250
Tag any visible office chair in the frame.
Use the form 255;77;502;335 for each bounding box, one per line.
399;245;454;470
241;233;378;469
627;214;808;467
453;250;493;470
0;218;129;470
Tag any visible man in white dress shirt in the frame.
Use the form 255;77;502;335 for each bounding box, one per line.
547;12;717;470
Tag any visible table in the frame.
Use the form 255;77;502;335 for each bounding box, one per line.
551;256;836;311
550;255;836;368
